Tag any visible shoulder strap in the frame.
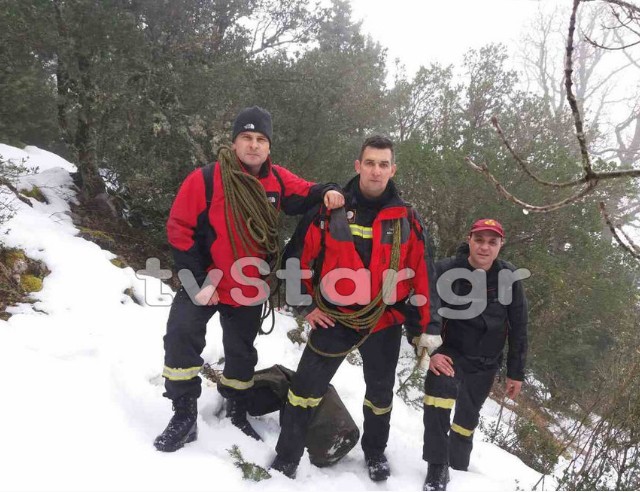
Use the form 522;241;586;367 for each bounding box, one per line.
406;205;422;237
270;165;286;198
312;204;329;287
201;163;215;208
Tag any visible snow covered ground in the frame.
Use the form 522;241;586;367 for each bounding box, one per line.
0;144;544;491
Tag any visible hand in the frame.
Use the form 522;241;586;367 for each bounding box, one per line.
505;378;522;400
323;190;345;210
305;307;335;329
429;353;455;377
195;284;219;306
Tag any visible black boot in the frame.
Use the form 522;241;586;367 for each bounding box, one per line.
423;463;450;491
226;398;261;441
153;396;198;452
365;453;391;482
270;454;299;479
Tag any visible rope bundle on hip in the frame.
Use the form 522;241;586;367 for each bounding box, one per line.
308;219;403;358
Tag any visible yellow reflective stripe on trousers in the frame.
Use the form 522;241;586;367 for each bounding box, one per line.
423;395;455;409
287;389;322;408
451;422;474;437
349;224;373;239
219;375;255;390
363;398;393;415
162;365;202;381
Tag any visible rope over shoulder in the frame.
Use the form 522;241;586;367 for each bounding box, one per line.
218;145;282;334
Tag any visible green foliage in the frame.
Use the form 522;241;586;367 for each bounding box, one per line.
0;2;58;148
395;362;427;411
260;1;389;186
480;409;562;475
19;185;46;203
4;249;25;265
109;257;127;268
227;445;271;482
390;43;640;401
0;155;30;226
0;246;49;318
20;274;43;293
511;418;562;474
77;226;116;250
554;328;640;491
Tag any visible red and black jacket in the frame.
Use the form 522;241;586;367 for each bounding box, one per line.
167;157;335;306
284;177;441;335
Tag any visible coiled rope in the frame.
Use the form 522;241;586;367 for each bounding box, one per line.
218;145;282;334
307;218;402;357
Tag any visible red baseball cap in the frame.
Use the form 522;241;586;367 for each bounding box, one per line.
469;218;505;238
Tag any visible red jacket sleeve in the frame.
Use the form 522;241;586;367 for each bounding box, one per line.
273;165;338;215
166;168;210;290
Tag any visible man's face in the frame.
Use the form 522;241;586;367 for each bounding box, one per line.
467;230;503;270
354;146;396;199
232;131;270;174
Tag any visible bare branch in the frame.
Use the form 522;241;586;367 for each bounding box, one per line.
614;31;640;69
491;116;640;184
0;179;34;208
607;0;640;15
566;0;596;178
618;224;640;252
583;0;640;15
584;31;640;49
491;116;586;188
599;201;640;258
465;157;598;212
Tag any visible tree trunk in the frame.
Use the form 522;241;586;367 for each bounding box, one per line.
53;0;105;201
75;52;105;200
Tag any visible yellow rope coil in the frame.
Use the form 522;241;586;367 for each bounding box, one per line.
307;219;402;358
217;146;282;333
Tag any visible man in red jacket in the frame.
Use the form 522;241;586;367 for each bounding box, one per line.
154;106;344;452
270;135;442;481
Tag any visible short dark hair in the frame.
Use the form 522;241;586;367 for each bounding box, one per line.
359;135;395;162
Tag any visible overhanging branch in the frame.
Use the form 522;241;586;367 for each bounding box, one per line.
491;116;586;188
566;0;596;178
465;157;598;212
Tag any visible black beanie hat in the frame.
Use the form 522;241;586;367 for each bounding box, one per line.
232;106;273;145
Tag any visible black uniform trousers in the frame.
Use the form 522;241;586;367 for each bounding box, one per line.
422;347;497;470
162;287;263;403
276;322;402;463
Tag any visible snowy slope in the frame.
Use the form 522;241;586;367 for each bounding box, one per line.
0;144;544;491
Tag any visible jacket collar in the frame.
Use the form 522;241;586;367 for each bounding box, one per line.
343;175;405;210
239;155;273;179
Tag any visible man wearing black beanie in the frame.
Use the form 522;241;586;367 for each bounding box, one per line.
154;106;344;452
232;106;273;146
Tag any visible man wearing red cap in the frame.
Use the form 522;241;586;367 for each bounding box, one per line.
420;218;529;491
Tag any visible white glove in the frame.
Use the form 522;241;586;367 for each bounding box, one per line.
413;334;443;356
412;334;443;369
